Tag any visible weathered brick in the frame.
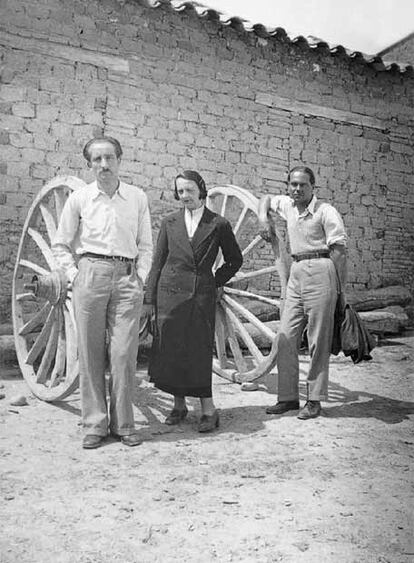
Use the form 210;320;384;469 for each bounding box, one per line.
12;102;35;118
0;85;26;102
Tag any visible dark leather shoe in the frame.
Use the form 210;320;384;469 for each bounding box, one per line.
297;400;321;419
120;433;142;447
265;400;300;415
198;410;219;433
82;434;105;449
165;408;188;425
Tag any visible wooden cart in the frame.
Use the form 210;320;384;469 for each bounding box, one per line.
12;176;290;401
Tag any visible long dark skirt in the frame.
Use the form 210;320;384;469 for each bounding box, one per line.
149;299;215;398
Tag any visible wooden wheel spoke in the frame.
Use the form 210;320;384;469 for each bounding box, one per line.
220;194;228;217
224;306;263;364
54;189;66;221
224;286;280;308
16;292;37;302
233;205;248;236
223;294;275;341
214;249;223;270
242;234;263;257
19;259;50;277
26;307;56;365
215;305;229;368
39;202;57;243
36;309;60;383
48;309;67;388
19;302;51;335
232;265;279;283
223;307;247;373
27;228;56;269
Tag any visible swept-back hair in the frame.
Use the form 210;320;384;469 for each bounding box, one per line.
82;136;123;162
288;166;316;186
174;170;208;200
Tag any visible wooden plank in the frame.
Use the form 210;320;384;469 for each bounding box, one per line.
256;92;387;131
0;31;129;73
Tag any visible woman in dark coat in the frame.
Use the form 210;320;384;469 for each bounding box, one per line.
144;171;243;432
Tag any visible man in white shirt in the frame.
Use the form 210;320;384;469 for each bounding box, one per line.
258;166;347;419
53;136;153;448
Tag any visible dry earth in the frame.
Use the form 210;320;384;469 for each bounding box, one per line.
0;334;413;563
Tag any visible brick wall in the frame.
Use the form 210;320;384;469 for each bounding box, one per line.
1;0;413;322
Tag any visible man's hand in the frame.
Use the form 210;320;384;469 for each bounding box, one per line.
142;303;155;318
142;303;157;336
258;220;273;242
258;195;273;242
329;244;347;292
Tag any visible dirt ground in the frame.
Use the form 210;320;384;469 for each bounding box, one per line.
0;334;413;563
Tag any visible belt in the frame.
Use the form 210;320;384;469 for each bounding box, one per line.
81;252;135;263
291;250;330;262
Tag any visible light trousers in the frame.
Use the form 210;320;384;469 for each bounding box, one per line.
277;258;338;402
73;257;143;436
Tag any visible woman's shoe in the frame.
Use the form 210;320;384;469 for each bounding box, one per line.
165;408;188;425
198;410;220;433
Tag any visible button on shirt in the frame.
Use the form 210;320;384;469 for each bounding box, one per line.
53;181;153;283
184;205;205;239
270;195;347;254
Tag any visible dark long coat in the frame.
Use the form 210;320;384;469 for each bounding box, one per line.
144;207;243;397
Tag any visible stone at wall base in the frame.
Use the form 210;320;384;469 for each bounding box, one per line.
0;335;18;368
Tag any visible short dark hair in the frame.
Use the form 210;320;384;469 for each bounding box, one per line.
83;136;123;162
174;170;208;201
288;166;316;186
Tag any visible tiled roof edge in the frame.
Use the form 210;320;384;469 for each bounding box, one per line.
141;0;413;74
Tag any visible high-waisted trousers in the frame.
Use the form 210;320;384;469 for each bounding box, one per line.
276;257;338;402
73;257;143;436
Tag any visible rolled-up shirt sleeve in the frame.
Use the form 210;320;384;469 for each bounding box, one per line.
52;193;80;283
136;193;153;284
269;195;291;221
322;206;347;247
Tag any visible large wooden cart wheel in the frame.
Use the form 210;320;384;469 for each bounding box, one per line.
12;176;86;401
207;185;290;384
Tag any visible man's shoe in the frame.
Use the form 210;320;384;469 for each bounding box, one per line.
297;400;321;420
82;434;105;449
120;433;142;447
198;410;219;433
165;408;188;425
265;400;300;415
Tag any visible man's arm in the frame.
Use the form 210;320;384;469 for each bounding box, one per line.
258;194;273;241
135;194;153;284
329;244;347;291
52;194;80;283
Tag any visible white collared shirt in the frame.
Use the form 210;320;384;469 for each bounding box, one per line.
270;194;347;254
52;181;153;283
184;205;205;238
